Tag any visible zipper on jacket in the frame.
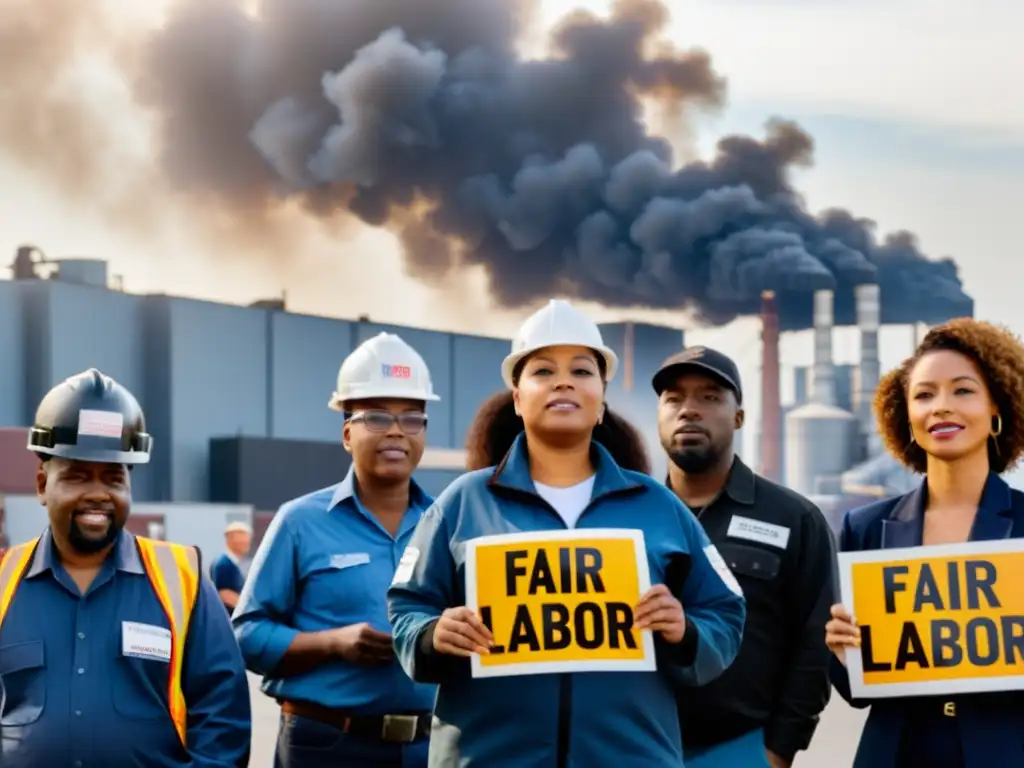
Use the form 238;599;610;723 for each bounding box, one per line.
556;673;571;767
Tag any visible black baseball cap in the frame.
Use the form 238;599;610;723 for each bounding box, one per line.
651;346;743;404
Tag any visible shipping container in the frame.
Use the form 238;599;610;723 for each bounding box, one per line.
253;511;276;549
209;436;353;511
0;428;38;494
124;513;166;540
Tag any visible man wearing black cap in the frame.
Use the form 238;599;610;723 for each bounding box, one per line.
652;347;836;768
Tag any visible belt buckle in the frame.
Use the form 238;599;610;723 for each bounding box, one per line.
943;701;956;717
381;714;419;743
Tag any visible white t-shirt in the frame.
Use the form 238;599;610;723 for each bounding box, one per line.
534;476;596;528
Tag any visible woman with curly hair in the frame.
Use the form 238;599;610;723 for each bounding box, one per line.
387;299;746;767
825;317;1024;768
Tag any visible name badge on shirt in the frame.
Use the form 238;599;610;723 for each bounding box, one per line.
331;553;370;570
726;515;791;550
122;621;172;663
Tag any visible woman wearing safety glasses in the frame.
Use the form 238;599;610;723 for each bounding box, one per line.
388;299;746;767
234;331;440;768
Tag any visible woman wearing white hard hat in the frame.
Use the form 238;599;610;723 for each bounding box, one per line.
235;331;439;768
388;299;746;767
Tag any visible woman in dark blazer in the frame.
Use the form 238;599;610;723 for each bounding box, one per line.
826;317;1024;768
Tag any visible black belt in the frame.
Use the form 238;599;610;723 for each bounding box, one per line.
281;700;431;743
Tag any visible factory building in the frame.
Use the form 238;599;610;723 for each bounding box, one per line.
758;283;965;529
0;247;686;555
0;244;978;555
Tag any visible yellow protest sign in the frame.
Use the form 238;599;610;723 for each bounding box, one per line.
464;528;656;678
839;539;1024;698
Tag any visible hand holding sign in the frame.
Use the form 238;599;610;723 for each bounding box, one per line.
433;606;494;657
825;603;860;665
465;528;657;678
838;539;1024;699
634;584;685;644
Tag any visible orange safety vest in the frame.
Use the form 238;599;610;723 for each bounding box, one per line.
0;535;201;745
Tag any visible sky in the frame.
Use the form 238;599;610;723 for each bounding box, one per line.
2;0;1022;461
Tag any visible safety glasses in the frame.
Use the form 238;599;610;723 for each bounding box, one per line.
347;410;428;435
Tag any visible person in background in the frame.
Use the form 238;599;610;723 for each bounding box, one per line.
652;347;836;768
387;299;746;767
0;368;251;767
234;332;440;768
826;319;1024;767
212;521;253;613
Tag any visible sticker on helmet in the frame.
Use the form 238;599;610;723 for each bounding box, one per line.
78;409;124;439
381;363;412;379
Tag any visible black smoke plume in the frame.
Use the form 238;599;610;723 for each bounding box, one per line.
25;0;978;329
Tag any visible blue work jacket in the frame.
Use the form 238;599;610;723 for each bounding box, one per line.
0;529;251;767
831;473;1024;768
387;433;746;767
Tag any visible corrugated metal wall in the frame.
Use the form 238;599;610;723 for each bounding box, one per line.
0;280;516;502
0;283;25;426
269;311;354;441
599;322;685;479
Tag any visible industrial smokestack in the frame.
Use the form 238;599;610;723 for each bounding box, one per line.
759;290;782;483
65;0;966;332
812;289;836;406
855;283;881;454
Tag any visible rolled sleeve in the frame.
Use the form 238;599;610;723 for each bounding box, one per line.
231;507;300;675
183;577;252;767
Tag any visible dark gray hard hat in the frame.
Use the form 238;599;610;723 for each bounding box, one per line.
27;368;153;465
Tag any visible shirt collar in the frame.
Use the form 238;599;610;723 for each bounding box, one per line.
488;431;644;499
26;527;145;579
328;464;432;512
664;455;756;507
722;456;756;505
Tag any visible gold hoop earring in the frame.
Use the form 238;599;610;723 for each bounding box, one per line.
908;424;916;444
992;415;1003;437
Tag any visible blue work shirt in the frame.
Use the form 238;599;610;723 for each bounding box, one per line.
387;434;747;767
233;468;437;713
0;528;252;768
211;554;246;595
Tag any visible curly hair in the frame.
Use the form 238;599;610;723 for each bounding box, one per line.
874;318;1024;474
464;390;651;474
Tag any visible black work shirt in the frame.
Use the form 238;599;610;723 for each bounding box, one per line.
674;457;837;762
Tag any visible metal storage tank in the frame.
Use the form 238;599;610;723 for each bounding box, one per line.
784;402;859;496
841;452;919;498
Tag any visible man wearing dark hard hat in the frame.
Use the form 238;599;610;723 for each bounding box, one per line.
652;348;837;768
0;368;251;766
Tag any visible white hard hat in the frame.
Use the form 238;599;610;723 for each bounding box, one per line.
225;522;252;535
329;332;440;411
501;299;619;389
